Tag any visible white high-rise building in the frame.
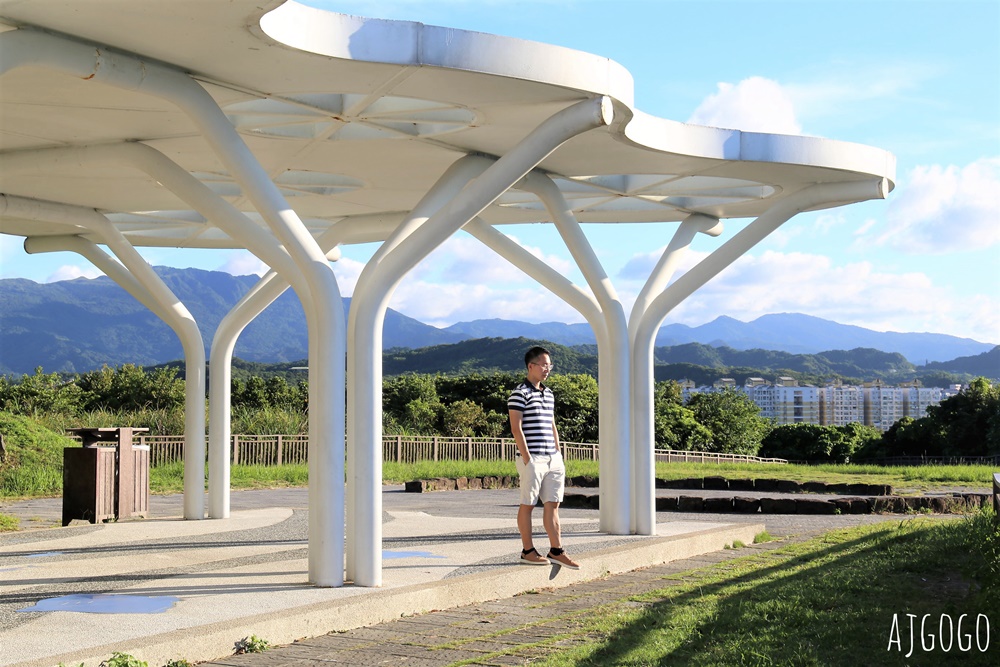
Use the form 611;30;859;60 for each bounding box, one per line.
819;379;863;426
771;377;820;425
863;380;906;431
899;381;945;420
677;377;947;432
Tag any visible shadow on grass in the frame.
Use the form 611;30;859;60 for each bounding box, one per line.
560;518;997;667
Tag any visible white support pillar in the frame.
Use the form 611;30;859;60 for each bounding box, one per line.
1;30;346;585
347;154;490;586
518;173;631;534
0;142;317;520
4;196;207;520
629;179;889;532
628;214;722;535
208;236;342;519
347;97;614;587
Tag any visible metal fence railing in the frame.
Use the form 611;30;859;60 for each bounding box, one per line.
134;434;788;467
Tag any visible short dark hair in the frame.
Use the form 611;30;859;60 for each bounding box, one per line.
524;346;551;368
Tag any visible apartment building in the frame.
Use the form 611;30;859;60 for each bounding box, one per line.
819;379;863;426
679;377;948;431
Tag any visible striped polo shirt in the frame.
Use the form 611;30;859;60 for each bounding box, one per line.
508;380;557;455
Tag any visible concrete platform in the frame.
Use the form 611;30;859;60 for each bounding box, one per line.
0;488;762;667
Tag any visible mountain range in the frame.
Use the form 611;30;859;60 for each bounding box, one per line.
380;337;998;385
0;268;996;376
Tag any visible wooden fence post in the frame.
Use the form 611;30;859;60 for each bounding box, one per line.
397;435;402;463
276;434;283;466
993;473;999;516
467;437;472;461
233;435;239;466
433;436;439;461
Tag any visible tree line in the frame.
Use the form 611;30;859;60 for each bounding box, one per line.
1;365;997;462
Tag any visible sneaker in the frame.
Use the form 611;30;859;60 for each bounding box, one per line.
547;550;580;569
519;547;549;566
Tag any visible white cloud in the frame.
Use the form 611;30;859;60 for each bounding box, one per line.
411;233;572;285
785;62;929;113
45;264;103;283
389;277;582;327
618;245;666;282
383;232;579;325
862;157;1000;254
330;255;365;297
687;76;802;135
218;250;269;277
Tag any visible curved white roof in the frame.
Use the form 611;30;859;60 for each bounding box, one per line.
0;0;895;249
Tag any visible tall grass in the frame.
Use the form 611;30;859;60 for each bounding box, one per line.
33;407;188;436
230;405;307;435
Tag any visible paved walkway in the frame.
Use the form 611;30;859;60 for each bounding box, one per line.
202;532;834;667
0;487;957;667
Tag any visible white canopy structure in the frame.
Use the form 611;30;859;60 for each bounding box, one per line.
0;0;895;588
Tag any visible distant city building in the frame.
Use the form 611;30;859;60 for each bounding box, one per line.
678;376;951;431
819;378;863;426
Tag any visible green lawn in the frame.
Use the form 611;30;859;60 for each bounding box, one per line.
515;513;999;667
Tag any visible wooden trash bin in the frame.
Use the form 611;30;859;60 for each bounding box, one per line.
63;427;150;526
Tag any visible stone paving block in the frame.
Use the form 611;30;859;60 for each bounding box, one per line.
391;616;464;633
796;498;838;514
430;648;507;663
337;626;416;643
656;492;679;510
833;497;869;514
802;481;830;493
677;495;705;512
478;654;534;666
296;633;378;649
202;655;316;667
322;652;451;666
729;478;755;491
776;480;802;493
455;639;519;654
704;496;735;512
703;476;729;490
761;497;797;513
754;478;780;492
733;496;761;513
380;641;455;658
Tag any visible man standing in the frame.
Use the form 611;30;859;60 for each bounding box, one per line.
508;346;580;569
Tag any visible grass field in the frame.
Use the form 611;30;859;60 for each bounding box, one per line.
523;513;999;667
135;459;995;496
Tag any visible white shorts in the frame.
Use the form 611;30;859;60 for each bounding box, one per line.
516;453;565;506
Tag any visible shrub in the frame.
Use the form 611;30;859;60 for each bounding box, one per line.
0;412;76;497
99;652;147;667
234;635;270;654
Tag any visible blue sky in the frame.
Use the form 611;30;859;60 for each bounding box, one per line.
1;0;997;343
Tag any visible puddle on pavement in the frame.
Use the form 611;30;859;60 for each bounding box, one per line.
18;593;180;614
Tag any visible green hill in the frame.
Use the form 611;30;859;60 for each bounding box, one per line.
0;412;76;498
383;337;598;376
